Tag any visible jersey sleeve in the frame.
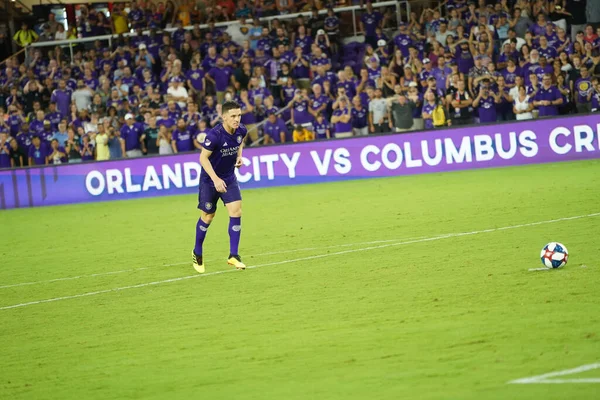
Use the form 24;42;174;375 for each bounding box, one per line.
202;130;218;152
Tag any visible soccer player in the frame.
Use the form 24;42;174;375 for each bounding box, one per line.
192;101;247;273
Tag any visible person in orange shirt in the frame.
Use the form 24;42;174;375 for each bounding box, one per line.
173;0;194;27
292;124;315;142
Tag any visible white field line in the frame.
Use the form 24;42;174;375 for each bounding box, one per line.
1;212;598;311
0;237;426;290
508;363;600;384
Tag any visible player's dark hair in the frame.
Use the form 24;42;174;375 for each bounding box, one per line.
222;101;241;115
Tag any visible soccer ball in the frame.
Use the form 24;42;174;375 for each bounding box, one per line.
540;242;569;269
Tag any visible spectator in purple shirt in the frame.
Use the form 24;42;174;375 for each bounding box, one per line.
473;80;501;123
206;57;233;104
50;80;71;117
120;113;145;158
360;2;383;49
533;73;563;117
262;111;288;144
28;136;47;166
171;118;193;153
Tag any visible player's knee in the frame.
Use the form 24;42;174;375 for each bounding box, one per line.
201;212;215;224
228;206;242;218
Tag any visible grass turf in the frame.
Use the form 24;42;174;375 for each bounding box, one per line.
1;159;599;399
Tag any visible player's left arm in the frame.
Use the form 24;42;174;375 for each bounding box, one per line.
235;134;245;168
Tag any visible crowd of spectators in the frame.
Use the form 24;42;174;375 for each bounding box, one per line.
0;0;599;169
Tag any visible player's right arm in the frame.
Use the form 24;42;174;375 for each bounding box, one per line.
199;148;227;193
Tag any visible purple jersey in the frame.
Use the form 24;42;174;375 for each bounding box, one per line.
575;78;592;103
351;107;369;128
50;89;71;116
361;12;383;36
29;120;46;137
292;99;313;124
47;112;63;131
172;128;193;152
393;33;412;55
333;108;352;134
120;122;144;151
28;144;46;165
313;121;329;139
208;67;232;91
201;123;247;183
477;95;497;123
534;85;561;117
263;119;287;143
422;103;436;129
295;35;312;54
157;117;176;130
186;69;205;91
0;142;10;168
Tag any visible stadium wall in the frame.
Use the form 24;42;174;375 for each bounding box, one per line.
1;114;600;209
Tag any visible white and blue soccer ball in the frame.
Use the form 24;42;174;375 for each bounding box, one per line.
540;242;569;269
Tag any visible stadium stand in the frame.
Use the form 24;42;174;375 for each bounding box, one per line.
0;0;599;167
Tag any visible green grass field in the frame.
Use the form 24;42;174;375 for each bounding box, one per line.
1;159;600;400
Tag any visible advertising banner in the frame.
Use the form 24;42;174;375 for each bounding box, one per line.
1;114;599;209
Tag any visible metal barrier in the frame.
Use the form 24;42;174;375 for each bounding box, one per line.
26;0;410;62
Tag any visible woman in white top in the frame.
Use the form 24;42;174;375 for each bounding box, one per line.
513;85;534;121
54;25;67;41
157;125;174;155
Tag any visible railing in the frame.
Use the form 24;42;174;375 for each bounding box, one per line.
26;0;410;62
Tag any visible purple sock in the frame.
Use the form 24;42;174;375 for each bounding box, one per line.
194;218;210;255
228;217;242;255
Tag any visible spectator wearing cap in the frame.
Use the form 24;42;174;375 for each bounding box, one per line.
375;39;389;61
120;113;145;158
167;76;189;109
314;29;330;55
263;111;288;144
418;58;434;89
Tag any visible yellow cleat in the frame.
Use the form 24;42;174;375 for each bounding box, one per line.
192;251;205;273
227;254;246;270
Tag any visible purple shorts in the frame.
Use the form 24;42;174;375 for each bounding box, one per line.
197;178;242;214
